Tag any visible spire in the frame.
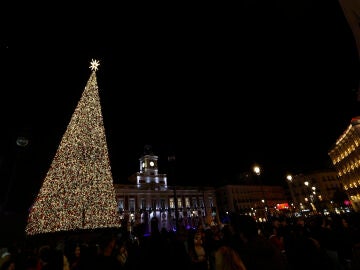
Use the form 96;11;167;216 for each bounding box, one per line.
144;144;153;155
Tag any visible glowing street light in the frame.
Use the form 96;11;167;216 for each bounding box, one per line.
253;165;261;176
286;174;298;214
253;164;267;220
1;135;29;213
303;181;317;213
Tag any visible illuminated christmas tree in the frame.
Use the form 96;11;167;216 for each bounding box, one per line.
25;59;121;235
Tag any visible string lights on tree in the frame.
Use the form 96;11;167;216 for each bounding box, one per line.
25;59;121;235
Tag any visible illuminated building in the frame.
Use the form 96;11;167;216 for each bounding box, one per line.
329;116;360;211
286;170;343;215
216;184;287;222
114;146;219;233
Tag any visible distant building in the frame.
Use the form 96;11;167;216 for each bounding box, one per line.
216;184;288;222
286;169;343;214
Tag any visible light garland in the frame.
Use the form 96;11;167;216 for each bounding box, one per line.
25;60;121;235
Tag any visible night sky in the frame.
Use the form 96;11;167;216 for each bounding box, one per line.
0;0;359;208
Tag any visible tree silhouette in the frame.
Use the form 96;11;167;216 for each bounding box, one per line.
25;60;121;235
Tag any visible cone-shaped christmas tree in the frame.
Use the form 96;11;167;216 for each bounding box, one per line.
25;59;121;235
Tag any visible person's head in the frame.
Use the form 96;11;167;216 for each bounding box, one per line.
74;245;81;257
0;259;15;270
272;217;280;228
194;233;203;245
119;242;127;254
39;245;51;263
230;213;258;241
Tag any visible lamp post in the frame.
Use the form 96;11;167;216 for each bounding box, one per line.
311;186;318;213
1;136;29;213
286;174;298;215
253;164;267;221
304;181;312;213
168;154;179;231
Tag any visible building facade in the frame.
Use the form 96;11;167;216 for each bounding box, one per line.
286;169;344;215
328;116;360;211
216;184;288;222
113;147;219;234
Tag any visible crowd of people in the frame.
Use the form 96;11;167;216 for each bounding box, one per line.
1;212;360;270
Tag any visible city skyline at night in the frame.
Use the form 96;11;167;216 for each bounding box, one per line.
0;1;359;198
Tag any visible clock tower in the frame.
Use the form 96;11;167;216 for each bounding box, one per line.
139;154;158;176
129;145;167;190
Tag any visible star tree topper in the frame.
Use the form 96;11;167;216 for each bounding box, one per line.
89;59;100;71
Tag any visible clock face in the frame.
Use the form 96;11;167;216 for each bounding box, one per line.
150;161;154;167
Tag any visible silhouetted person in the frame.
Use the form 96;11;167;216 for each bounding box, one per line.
226;213;287;270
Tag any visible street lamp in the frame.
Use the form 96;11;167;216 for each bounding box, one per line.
168;154;179;231
1;136;29;213
253;164;267;220
286;174;297;214
253;165;261;177
311;186;318;213
16;136;29;147
304;181;313;213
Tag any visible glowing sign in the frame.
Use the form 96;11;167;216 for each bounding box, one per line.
276;203;289;210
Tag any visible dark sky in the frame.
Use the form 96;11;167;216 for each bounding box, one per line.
0;1;360;197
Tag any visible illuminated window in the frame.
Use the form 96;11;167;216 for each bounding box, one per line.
141;199;146;209
199;198;204;208
169;198;175;209
209;197;214;208
129;198;135;211
177;198;182;208
192;198;197;208
152;199;157;210
118;199;124;211
185;197;190;208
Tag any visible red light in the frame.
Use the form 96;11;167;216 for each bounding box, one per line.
276;203;289;210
